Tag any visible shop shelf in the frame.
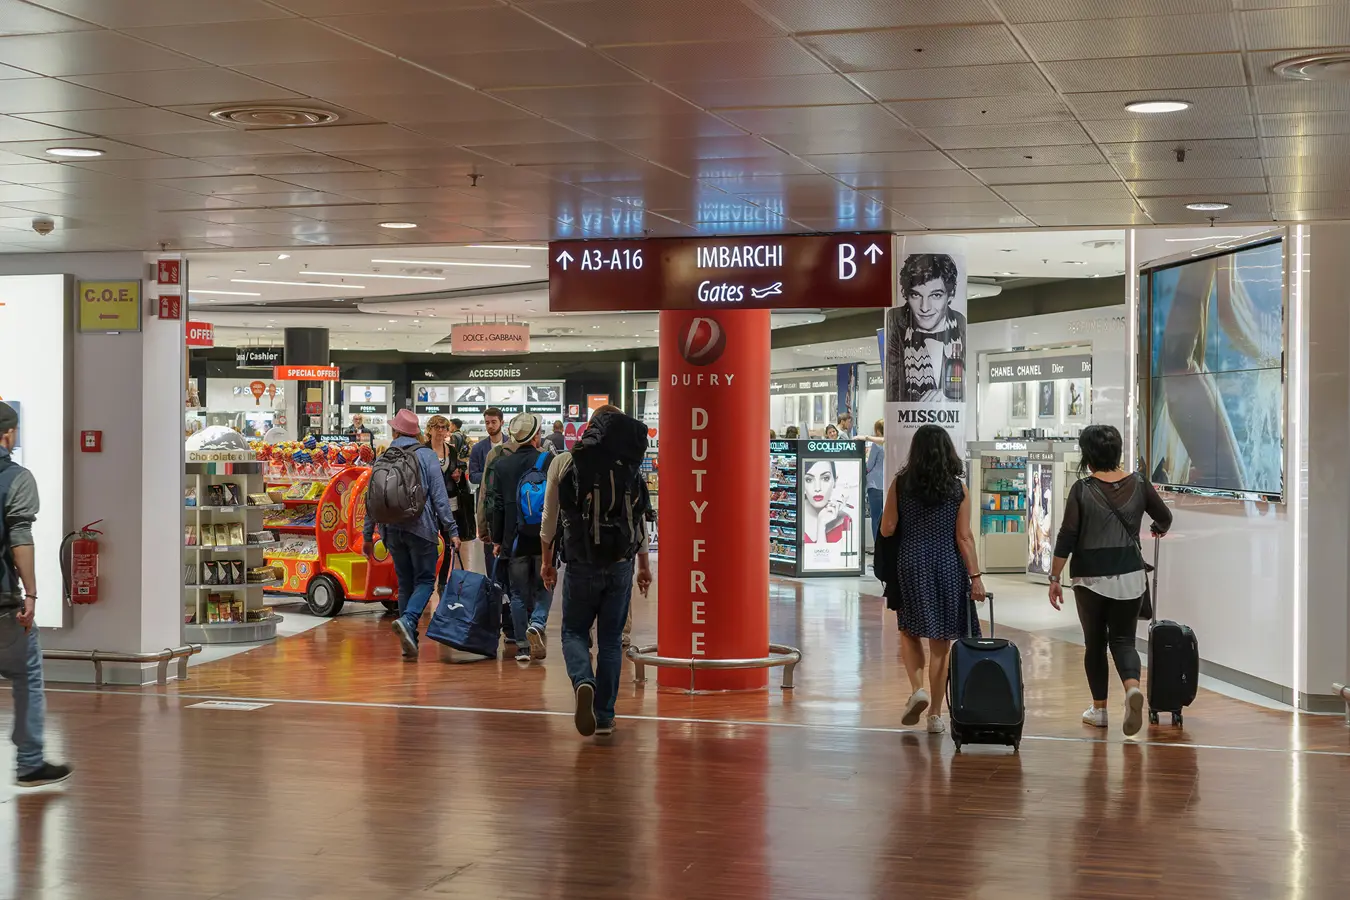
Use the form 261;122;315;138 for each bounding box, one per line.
769;553;797;562
188;581;285;590
266;524;317;533
246;502;285;512
184;544;248;552
282;498;320;506
189;505;247;513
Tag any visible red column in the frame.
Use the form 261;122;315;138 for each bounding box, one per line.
657;309;770;690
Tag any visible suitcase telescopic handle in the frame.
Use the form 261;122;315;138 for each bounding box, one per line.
968;590;994;639
1151;534;1160;624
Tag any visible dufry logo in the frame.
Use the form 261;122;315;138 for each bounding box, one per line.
680;317;726;367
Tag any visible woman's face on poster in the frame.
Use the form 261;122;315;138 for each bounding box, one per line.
804;461;836;510
905;277;952;332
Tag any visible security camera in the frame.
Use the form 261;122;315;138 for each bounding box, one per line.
31;219;54;236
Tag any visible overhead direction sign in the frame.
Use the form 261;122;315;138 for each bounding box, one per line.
548;233;893;312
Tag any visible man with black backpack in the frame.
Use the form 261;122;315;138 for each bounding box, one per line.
486;414;553;664
0;402;72;787
540;406;653;738
363;409;460;660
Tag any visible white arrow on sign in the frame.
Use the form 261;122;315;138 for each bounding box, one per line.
864;244;884;263
555;250;574;270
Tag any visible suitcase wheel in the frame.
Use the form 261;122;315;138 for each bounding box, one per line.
952;740;962;754
1171;712;1183;727
1148;710;1160;726
1012;740;1020;753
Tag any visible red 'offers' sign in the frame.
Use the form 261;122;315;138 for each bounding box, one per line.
273;365;340;381
185;321;213;347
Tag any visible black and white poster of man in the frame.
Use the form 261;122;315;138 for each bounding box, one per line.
884;246;969;482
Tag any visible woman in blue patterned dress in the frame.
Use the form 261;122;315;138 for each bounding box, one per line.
880;425;986;734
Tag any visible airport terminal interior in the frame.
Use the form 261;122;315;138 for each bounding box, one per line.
2;1;1350;897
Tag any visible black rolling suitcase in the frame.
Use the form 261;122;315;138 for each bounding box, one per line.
1146;536;1198;727
948;592;1025;753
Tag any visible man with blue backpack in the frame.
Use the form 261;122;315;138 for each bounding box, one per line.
486;413;553;664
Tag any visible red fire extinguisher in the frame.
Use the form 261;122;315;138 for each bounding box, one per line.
61;520;103;605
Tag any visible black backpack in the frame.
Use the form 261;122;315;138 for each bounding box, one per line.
368;445;426;525
0;458;22;608
561;413;651;565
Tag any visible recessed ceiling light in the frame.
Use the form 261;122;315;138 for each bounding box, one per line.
1063;260;1086;265
379;222;417;229
232;278;365;289
192;289;262;296
1164;234;1243;242
387;319;397;323
1125;99;1191;114
257;262;271;267
466;243;547;251
1186;201;1231;211
234;269;246;274
308;270;445;281
45;147;104;158
370;258;531;269
996;271;1017;276
277;253;290;260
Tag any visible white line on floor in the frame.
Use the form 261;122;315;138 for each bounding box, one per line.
41;687;1350;759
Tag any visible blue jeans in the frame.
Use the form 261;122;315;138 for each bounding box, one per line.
867;487;885;541
0;614;44;775
508;555;552;642
387;531;440;639
561;559;635;725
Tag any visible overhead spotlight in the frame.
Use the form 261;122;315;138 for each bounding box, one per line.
1185;201;1231;211
1125;100;1191;114
45;147;104;157
379;222;417;229
277;253;291;260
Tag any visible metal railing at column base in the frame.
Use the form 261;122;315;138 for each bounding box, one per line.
43;644;203;687
626;643;801;692
1334;683;1350;724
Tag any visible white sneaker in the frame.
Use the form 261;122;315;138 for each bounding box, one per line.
927;715;946;735
1123;687;1145;737
901;689;931;727
1082;706;1108;728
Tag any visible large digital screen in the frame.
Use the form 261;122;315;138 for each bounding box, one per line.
0;275;69;627
1146;239;1284;497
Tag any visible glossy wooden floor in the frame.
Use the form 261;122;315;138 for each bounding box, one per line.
4;570;1349;899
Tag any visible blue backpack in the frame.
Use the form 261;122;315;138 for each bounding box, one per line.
515;452;551;534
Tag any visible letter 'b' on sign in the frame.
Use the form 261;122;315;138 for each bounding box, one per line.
838;243;857;280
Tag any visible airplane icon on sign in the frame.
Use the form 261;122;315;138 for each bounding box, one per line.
750;282;783;299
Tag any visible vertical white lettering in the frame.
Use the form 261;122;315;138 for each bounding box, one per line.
692;633;705;656
670;374;678;386
691;438;707;461
690;499;708;522
838;243;857;280
692;470;707;491
692;601;706;624
725;374;735;386
692;538;706;561
710;374;720;386
690;571;707;593
692;407;708;430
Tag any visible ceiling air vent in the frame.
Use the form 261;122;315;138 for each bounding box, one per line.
1273;52;1350;82
209;105;341;127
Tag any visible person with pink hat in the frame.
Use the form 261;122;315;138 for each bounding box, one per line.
363;408;460;659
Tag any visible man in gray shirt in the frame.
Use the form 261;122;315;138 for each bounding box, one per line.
0;402;72;787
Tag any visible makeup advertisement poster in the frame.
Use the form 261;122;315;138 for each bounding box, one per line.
800;456;863;573
1027;461;1054;576
885;238;968;484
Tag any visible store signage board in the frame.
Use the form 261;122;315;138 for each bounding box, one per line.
467;365;522;379
866;371;884;390
236;346;283;369
450;323;530;354
185;321;213;347
1029;452;1056;461
770;371;836;396
995;441;1029;451
986;354;1093;384
548;233;893;312
77;280;141;333
274;365;340;381
803;439;865;456
769;440;798;456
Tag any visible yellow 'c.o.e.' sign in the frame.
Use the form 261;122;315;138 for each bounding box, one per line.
78;280;142;333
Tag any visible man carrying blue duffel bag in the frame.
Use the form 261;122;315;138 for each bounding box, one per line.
426;551;504;659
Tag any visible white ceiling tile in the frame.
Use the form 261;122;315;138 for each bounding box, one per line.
65;68;305;107
0;31;209;76
422;49;640;91
801;25;1029;72
1118;158;1267;180
1243;6;1350;50
1103;138;1262;163
750;0;998;31
197;154;376;176
888;95;1076;127
870;185;1005;204
999;0;1229;22
998;181;1133;201
152;175;317;196
921;121;1091;150
65;158;237;179
266;124;449;154
125;128;313;158
0;115;81;142
0;0;98;36
1044;54;1247;93
1259;112;1350;137
1017;13;1238;61
0;77;131;114
401;119;590;146
315;8;575;57
1131;177;1270;196
0;136;169;161
664;74;871;108
14;106;224;136
521;0;783;45
125;20;381;67
763;128;933;156
852;64;1053;100
1066;87;1253;121
553;113;742;141
843;168;984;188
974;164;1122;183
233;58;465;98
949;144;1108;166
23;0;295;27
603;39;831;82
1253;83;1350;115
0;183;66;204
803;151;961;173
1084;116;1257;144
